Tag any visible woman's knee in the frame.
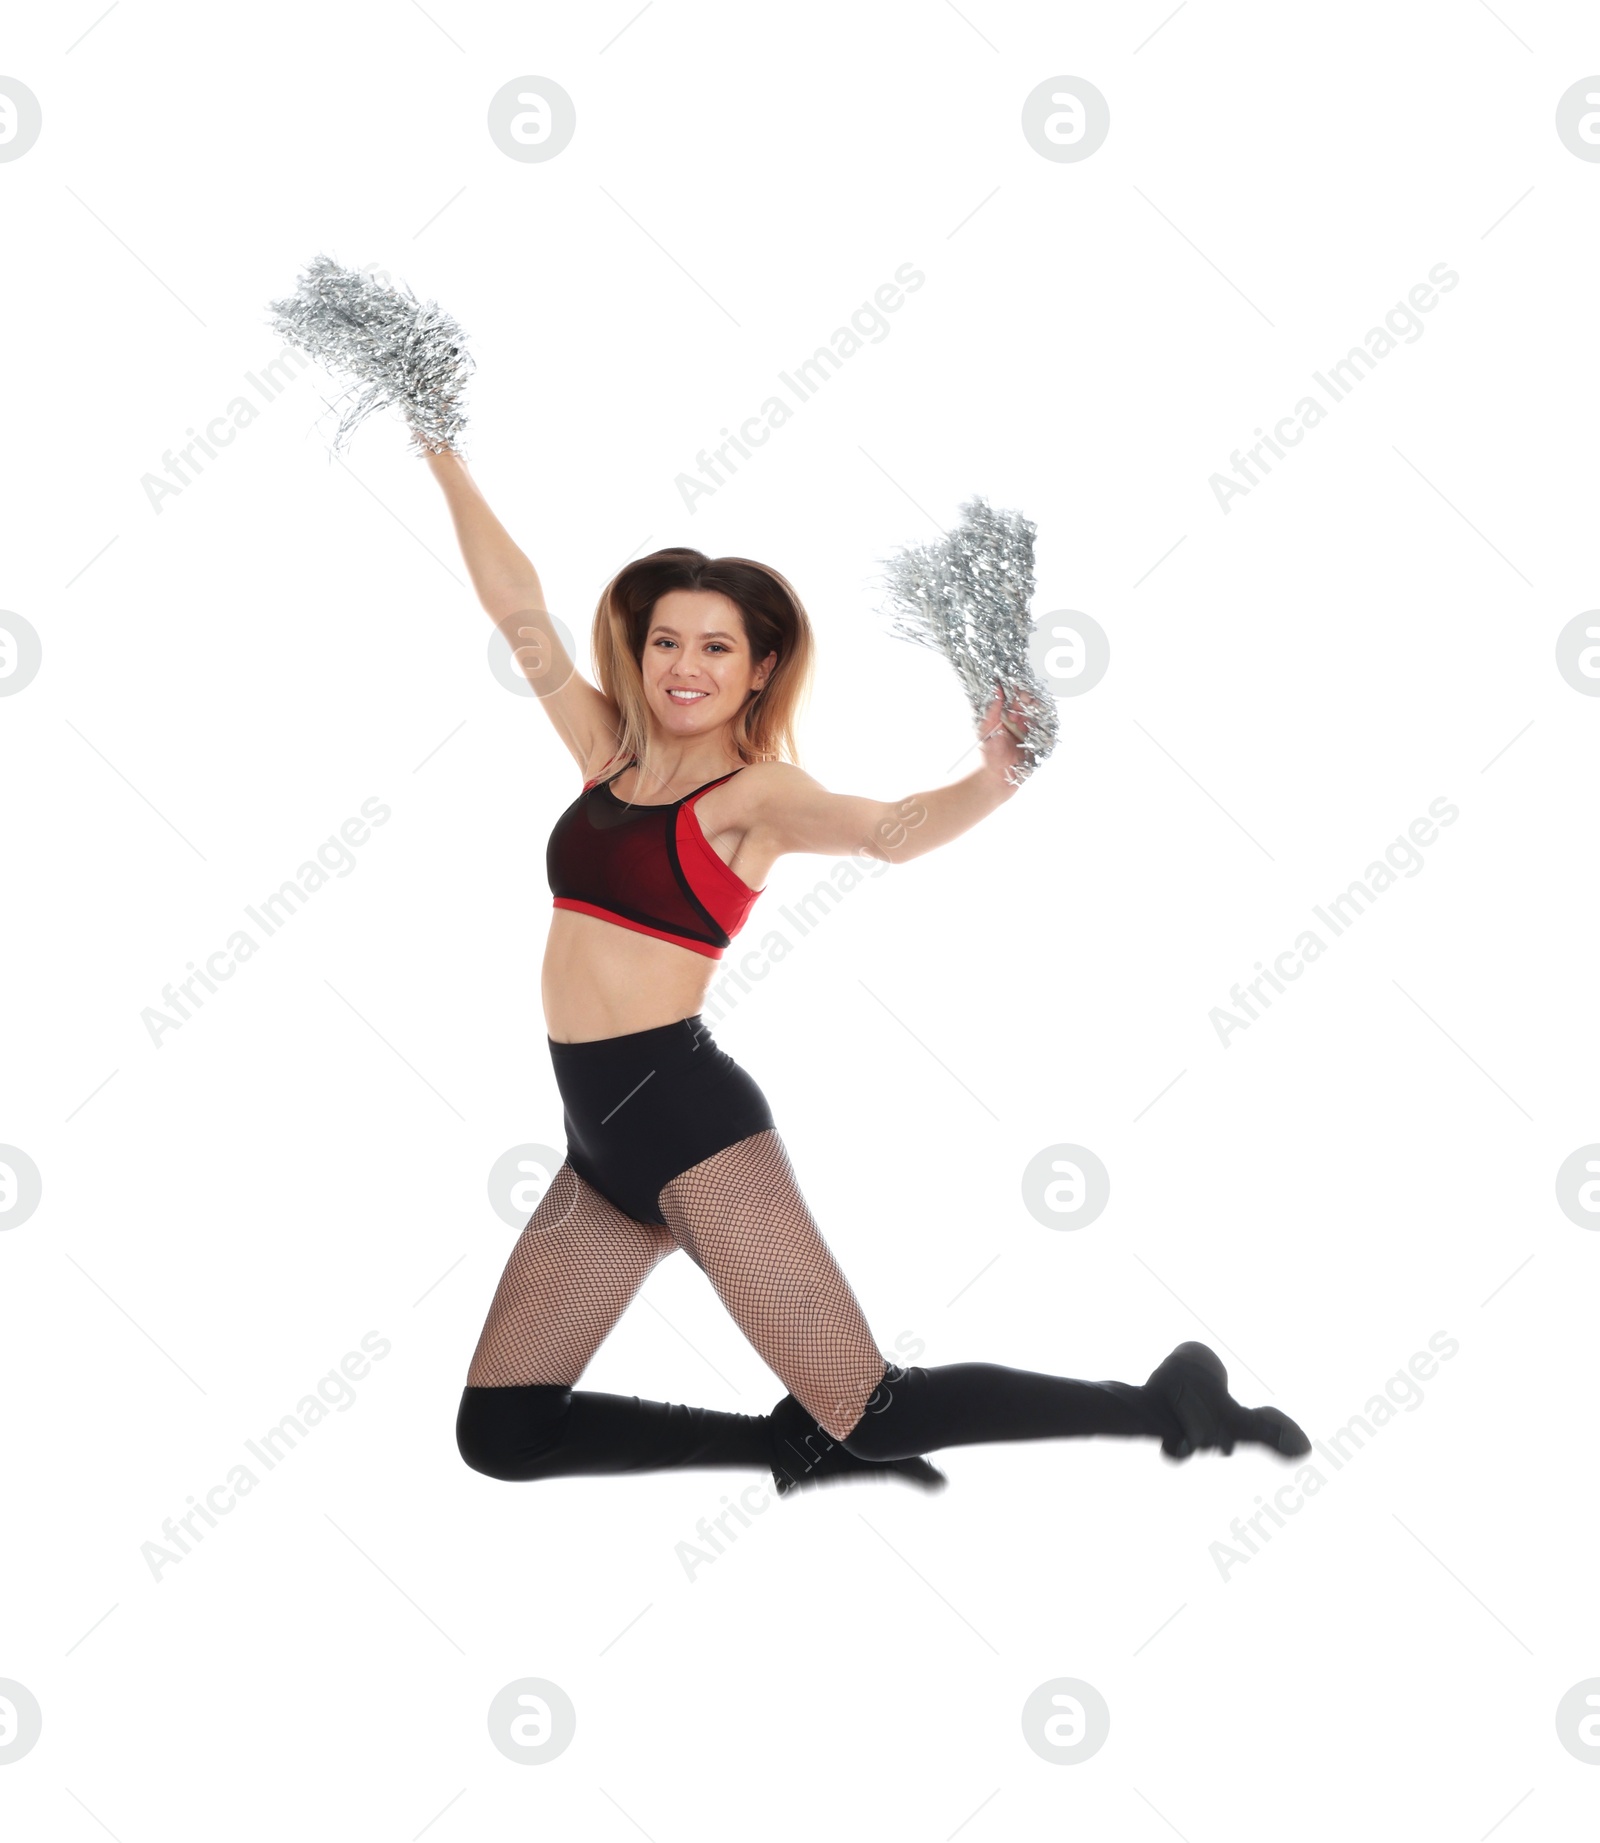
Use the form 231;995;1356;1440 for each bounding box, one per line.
837;1414;905;1462
456;1383;572;1481
837;1363;925;1463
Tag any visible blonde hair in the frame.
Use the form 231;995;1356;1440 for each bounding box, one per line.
589;546;815;796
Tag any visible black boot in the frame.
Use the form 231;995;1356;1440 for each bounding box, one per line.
1143;1342;1311;1461
768;1391;948;1496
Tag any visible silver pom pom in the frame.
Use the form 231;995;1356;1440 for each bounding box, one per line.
877;495;1060;785
266;254;474;457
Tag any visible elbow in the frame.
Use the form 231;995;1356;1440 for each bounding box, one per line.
864;795;930;863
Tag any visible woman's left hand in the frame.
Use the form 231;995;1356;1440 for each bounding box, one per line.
978;682;1040;785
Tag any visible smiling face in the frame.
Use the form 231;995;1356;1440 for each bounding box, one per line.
642;588;778;739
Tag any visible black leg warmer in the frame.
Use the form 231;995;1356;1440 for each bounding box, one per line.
837;1361;1182;1463
457;1384;772;1482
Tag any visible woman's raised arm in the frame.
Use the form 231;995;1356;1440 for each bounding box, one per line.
753;692;1031;867
422;448;620;773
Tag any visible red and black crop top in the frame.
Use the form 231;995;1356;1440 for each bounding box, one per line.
546;758;764;959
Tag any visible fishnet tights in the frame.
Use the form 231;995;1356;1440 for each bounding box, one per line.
465;1129;888;1440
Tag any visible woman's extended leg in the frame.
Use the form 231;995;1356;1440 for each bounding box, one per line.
656;1130;1309;1478
456;1161;772;1481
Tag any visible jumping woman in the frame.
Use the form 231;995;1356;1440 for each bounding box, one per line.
418;451;1313;1494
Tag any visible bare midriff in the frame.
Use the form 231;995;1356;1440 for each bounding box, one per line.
543;769;775;1042
542;907;722;1043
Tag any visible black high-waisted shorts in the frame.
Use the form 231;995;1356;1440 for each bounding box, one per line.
546;1014;775;1226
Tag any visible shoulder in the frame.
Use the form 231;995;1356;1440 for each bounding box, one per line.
739;758;818;792
696;759;817;837
732;758;822;812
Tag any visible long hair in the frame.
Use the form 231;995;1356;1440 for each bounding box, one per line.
590;547;815;798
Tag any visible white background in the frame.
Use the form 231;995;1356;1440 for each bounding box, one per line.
3;1;1597;1835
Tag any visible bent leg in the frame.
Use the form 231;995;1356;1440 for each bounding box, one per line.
652;1131;1166;1487
458;1162;770;1481
653;1130;1169;1455
465;1160;675;1387
656;1129;890;1441
651;1132;1302;1464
